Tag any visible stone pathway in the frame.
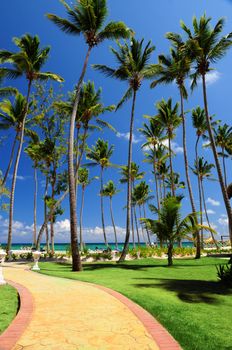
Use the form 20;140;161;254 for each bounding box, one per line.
2;263;159;350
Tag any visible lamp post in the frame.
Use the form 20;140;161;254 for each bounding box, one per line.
0;250;6;285
31;251;41;271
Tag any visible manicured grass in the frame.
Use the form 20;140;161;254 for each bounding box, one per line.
0;284;18;334
38;258;232;350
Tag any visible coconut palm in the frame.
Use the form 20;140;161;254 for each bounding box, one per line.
24;133;41;247
192;157;218;248
120;162;145;246
78;167;97;250
0;34;63;254
181;14;232;246
132;181;154;245
94;38;155;261
86;139;114;247
155;98;181;196
101;180;120;249
213;124;232;187
47;0;130;271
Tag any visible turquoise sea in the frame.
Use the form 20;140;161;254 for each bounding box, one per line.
0;241;194;251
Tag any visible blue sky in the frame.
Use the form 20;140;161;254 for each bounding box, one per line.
0;0;232;243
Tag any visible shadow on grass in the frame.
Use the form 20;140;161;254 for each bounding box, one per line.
133;278;232;304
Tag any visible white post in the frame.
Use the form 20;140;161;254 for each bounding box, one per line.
32;251;41;271
0;251;7;285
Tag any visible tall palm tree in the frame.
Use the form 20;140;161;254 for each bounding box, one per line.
0;34;63;254
181;14;232;246
214;124;232;187
120;162;145;246
86;139;114;247
192;157;218;248
94;38;155;261
132;181;154;245
101;180;120;249
47;0;130;271
155;98;181;196
139;118;165;210
24;133;41;247
78;167;97;250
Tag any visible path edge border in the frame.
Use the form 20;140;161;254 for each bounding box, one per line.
95;284;182;350
0;280;34;350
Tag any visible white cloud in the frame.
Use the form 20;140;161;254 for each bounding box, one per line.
9;174;27;181
218;214;228;226
206;197;220;206
205;71;221;86
144;140;183;154
116;132;142;144
206;209;215;215
203;221;218;231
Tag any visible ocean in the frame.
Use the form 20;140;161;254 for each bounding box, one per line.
0;242;194;251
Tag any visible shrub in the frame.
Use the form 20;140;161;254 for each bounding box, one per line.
216;262;232;287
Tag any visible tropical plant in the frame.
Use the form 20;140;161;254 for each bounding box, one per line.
86;139;114;246
181;14;232;246
0;34;63;254
47;0;130;271
94;37;155;261
155;98;181;196
101;180;120;249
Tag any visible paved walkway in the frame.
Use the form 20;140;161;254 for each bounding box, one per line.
2;263;159;350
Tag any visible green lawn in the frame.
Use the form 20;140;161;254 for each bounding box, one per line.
37;258;232;350
0;284;18;334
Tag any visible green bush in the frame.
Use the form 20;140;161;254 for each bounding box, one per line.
216;263;232;287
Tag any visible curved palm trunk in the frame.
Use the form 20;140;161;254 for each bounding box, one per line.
6;80;32;254
134;206;140;246
143;204;151;245
110;196;118;249
79;185;85;251
68;46;92;272
195;135;202;258
222;147;227;188
200;179;219;249
2;132;19;186
202;74;232;247
168;134;175;196
119;90;137;262
33;163;37;247
100;166;108;247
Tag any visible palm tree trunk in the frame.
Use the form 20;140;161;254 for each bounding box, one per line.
222;147;227;188
119;90;137;262
200;179;219;249
194;135;202;258
2;132;19;186
153;153;160;211
167;242;173;266
168;133;175;196
134;206;140;245
202;73;232;247
110;196;118;249
131;205;135;248
6;80;32;254
100;166;108;247
139;205;147;244
143;204;151;245
198;177;203;249
44;176;50;253
33;163;37;247
79;185;85;251
50;170;56;254
68;46;92;272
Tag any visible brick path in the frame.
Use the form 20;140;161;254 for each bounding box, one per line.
0;263;181;350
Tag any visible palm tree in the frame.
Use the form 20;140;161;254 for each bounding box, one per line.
192;157;218;248
181;14;232;246
214;124;232;187
0;34;63;254
24;133;41;247
47;0;130;271
78;167;97;250
120;162;145;246
139;118;165;210
94;38;155;261
155;98;181;196
133;181;154;245
101;180;120;249
86;139;114;247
